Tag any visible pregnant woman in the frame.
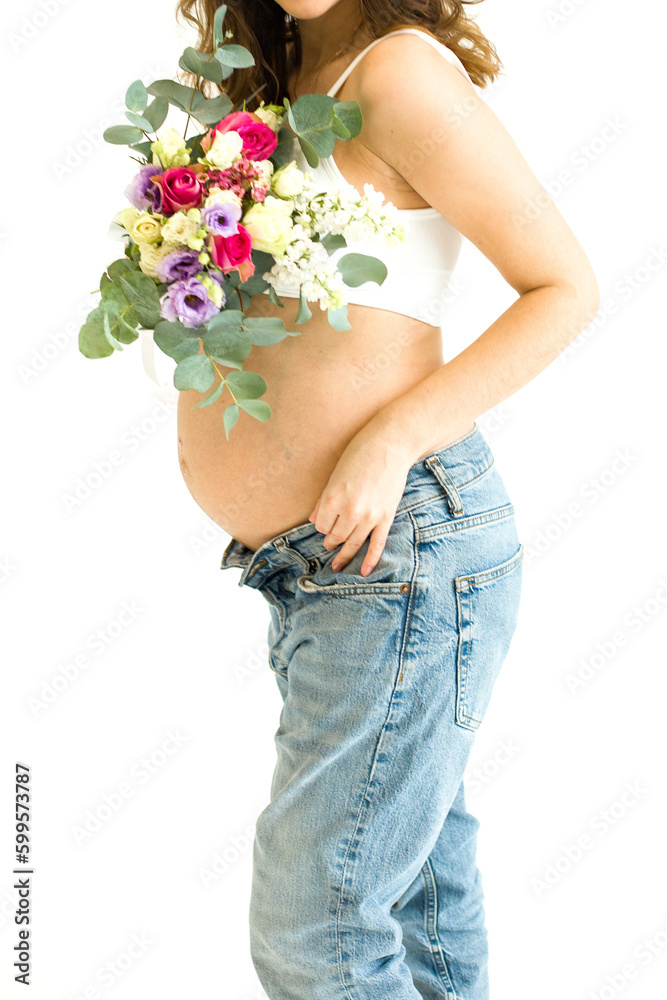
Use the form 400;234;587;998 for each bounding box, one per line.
176;1;600;997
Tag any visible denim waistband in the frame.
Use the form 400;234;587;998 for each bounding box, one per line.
219;421;494;589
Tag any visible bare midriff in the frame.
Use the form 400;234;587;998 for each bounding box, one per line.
177;295;473;551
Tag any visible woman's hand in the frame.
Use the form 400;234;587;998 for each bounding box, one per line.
307;418;416;576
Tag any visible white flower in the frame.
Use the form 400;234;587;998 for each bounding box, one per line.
243;196;294;255
292;174;405;246
161;210;201;247
255;106;282;132
206;130;243;170
263;231;347;311
254;159;275;187
151;126;190;169
272;161;305;198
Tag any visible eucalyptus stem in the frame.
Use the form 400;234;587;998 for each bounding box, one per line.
207;352;238;405
183;75;203;141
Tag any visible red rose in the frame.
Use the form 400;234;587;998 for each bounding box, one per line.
208;225;255;282
154;166;205;213
203;110;278;162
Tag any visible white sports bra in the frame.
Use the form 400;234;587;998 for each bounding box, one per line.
141;29;474;395
267;27;475;328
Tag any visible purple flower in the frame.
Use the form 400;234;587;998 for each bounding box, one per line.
160;277;222;328
156;248;202;283
201;200;242;237
124;163;164;213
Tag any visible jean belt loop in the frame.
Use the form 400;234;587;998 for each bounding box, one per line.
423;455;465;516
275;536;311;573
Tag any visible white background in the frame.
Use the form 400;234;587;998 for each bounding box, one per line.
2;0;666;998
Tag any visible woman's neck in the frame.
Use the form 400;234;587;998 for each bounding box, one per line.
295;0;367;75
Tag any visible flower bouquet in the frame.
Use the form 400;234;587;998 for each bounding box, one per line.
79;4;404;438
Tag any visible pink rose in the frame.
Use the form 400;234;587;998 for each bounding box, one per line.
202;111;277;161
154;166;205;214
208;225;255;282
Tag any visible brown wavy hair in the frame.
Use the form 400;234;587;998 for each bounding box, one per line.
175;1;502;110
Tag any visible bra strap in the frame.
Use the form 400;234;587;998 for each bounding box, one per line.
326;27;471;97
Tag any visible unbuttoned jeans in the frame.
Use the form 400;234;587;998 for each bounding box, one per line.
219;422;524;1000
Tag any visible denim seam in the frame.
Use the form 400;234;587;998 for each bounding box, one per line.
417;503;515;543
334;518;419;999
396;459;496;520
421;857;458;998
455;585;479;728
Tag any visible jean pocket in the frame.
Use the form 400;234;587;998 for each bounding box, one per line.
296;519;415;597
454;542;524;731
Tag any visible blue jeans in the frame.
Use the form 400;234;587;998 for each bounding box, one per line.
220;422;524;1000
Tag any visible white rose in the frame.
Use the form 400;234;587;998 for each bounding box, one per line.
161;211;200;246
206;130;243;170
272;161;305;199
242;196;294;256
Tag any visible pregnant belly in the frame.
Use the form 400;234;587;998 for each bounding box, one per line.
177;295;450;551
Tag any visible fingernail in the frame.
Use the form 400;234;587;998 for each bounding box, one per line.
331;561;341;571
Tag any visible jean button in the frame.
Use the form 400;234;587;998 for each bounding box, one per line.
308;558;318;574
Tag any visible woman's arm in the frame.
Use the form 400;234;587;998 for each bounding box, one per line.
308;33;601;573
354;33;600;456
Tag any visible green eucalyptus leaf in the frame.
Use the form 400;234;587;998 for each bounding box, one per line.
125;110;152;131
100;272;113;293
206;309;245;333
107;258;136;281
295;288;312;324
223;402;239;439
237;398;272;421
213;4;227;44
146;79;205;113
113;313;140;344
332;100;362;137
128;139;154;159
154;321;201;362
225;369;266;399
329;111;351;140
193;93;234;126
327;303;351;331
125;79;147;113
173;353;216;392
204;328;252;368
267;286;284;308
180;47;224;84
243;316;296;346
119;271;162;327
104;124;144;145
289;92;336;134
237;273;270;298
79;321;114;358
337;252;388;287
103;310;124;351
193;379;226;409
250;250;276;276
296;134;320;168
143;96;169;131
320;233;347;255
214;44;255;69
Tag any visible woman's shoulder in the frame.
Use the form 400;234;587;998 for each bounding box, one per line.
354;29;475;97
